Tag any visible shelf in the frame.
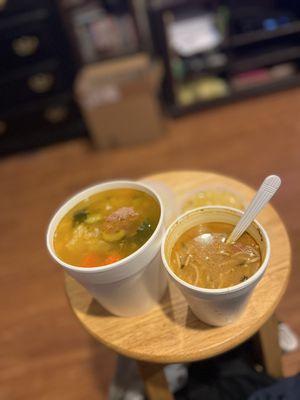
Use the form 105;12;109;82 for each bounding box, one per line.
172;20;300;61
180;21;300;56
177;65;227;83
226;20;300;48
231;46;300;74
168;73;300;117
231;73;300;96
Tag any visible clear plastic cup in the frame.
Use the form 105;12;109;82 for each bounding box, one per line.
180;185;246;213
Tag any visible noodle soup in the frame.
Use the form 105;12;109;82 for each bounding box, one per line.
170;222;261;289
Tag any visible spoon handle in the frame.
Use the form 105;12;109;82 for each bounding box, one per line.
227;175;281;244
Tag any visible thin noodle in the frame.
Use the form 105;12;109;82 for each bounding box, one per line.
217;273;224;288
185;254;192;268
190;263;199;286
175;252;181;270
247;257;259;263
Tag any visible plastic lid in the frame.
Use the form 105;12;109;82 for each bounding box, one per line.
140;179;180;227
180;184;246;213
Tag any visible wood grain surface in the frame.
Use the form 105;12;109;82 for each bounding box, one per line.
1;87;300;400
65;171;291;363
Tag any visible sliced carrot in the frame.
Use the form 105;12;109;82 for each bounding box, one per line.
104;253;122;265
81;254;102;268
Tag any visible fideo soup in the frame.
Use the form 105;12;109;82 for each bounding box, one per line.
170;222;261;289
54;188;160;267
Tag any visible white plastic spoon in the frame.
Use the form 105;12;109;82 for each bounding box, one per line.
226;175;281;244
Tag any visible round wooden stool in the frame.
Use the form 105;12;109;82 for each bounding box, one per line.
65;171;291;400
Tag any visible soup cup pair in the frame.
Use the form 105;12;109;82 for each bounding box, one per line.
47;181;270;325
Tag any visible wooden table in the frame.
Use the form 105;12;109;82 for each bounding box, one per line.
65;171;291;399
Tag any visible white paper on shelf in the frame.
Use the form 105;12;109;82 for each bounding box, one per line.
168;14;222;57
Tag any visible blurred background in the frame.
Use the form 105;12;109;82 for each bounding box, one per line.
2;0;300;153
1;0;299;399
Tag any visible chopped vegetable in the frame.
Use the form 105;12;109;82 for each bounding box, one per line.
85;214;102;224
82;254;102;267
102;229;126;242
73;210;88;225
104;253;121;265
137;220;152;234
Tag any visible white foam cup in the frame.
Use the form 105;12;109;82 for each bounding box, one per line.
161;206;270;326
47;180;167;317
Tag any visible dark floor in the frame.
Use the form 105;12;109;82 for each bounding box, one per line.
1;87;300;400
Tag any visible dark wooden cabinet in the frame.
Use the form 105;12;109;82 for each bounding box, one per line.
0;94;84;155
0;0;51;19
0;0;85;156
0;10;58;72
0;60;73;110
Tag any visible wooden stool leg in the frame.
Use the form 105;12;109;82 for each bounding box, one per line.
257;314;283;378
138;361;174;400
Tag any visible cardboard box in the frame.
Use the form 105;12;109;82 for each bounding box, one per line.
75;54;165;148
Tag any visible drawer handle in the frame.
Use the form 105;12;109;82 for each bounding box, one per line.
0;0;7;11
27;73;54;93
44;106;68;123
0;120;7;135
12;36;40;57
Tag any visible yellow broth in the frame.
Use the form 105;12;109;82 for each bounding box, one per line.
170;222;261;289
54;188;160;267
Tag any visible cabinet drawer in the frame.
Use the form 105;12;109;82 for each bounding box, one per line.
0;60;72;111
0;11;58;72
0;96;79;135
0;0;51;19
0;95;85;155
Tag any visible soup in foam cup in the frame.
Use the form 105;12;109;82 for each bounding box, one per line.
161;206;270;326
47;180;167;317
